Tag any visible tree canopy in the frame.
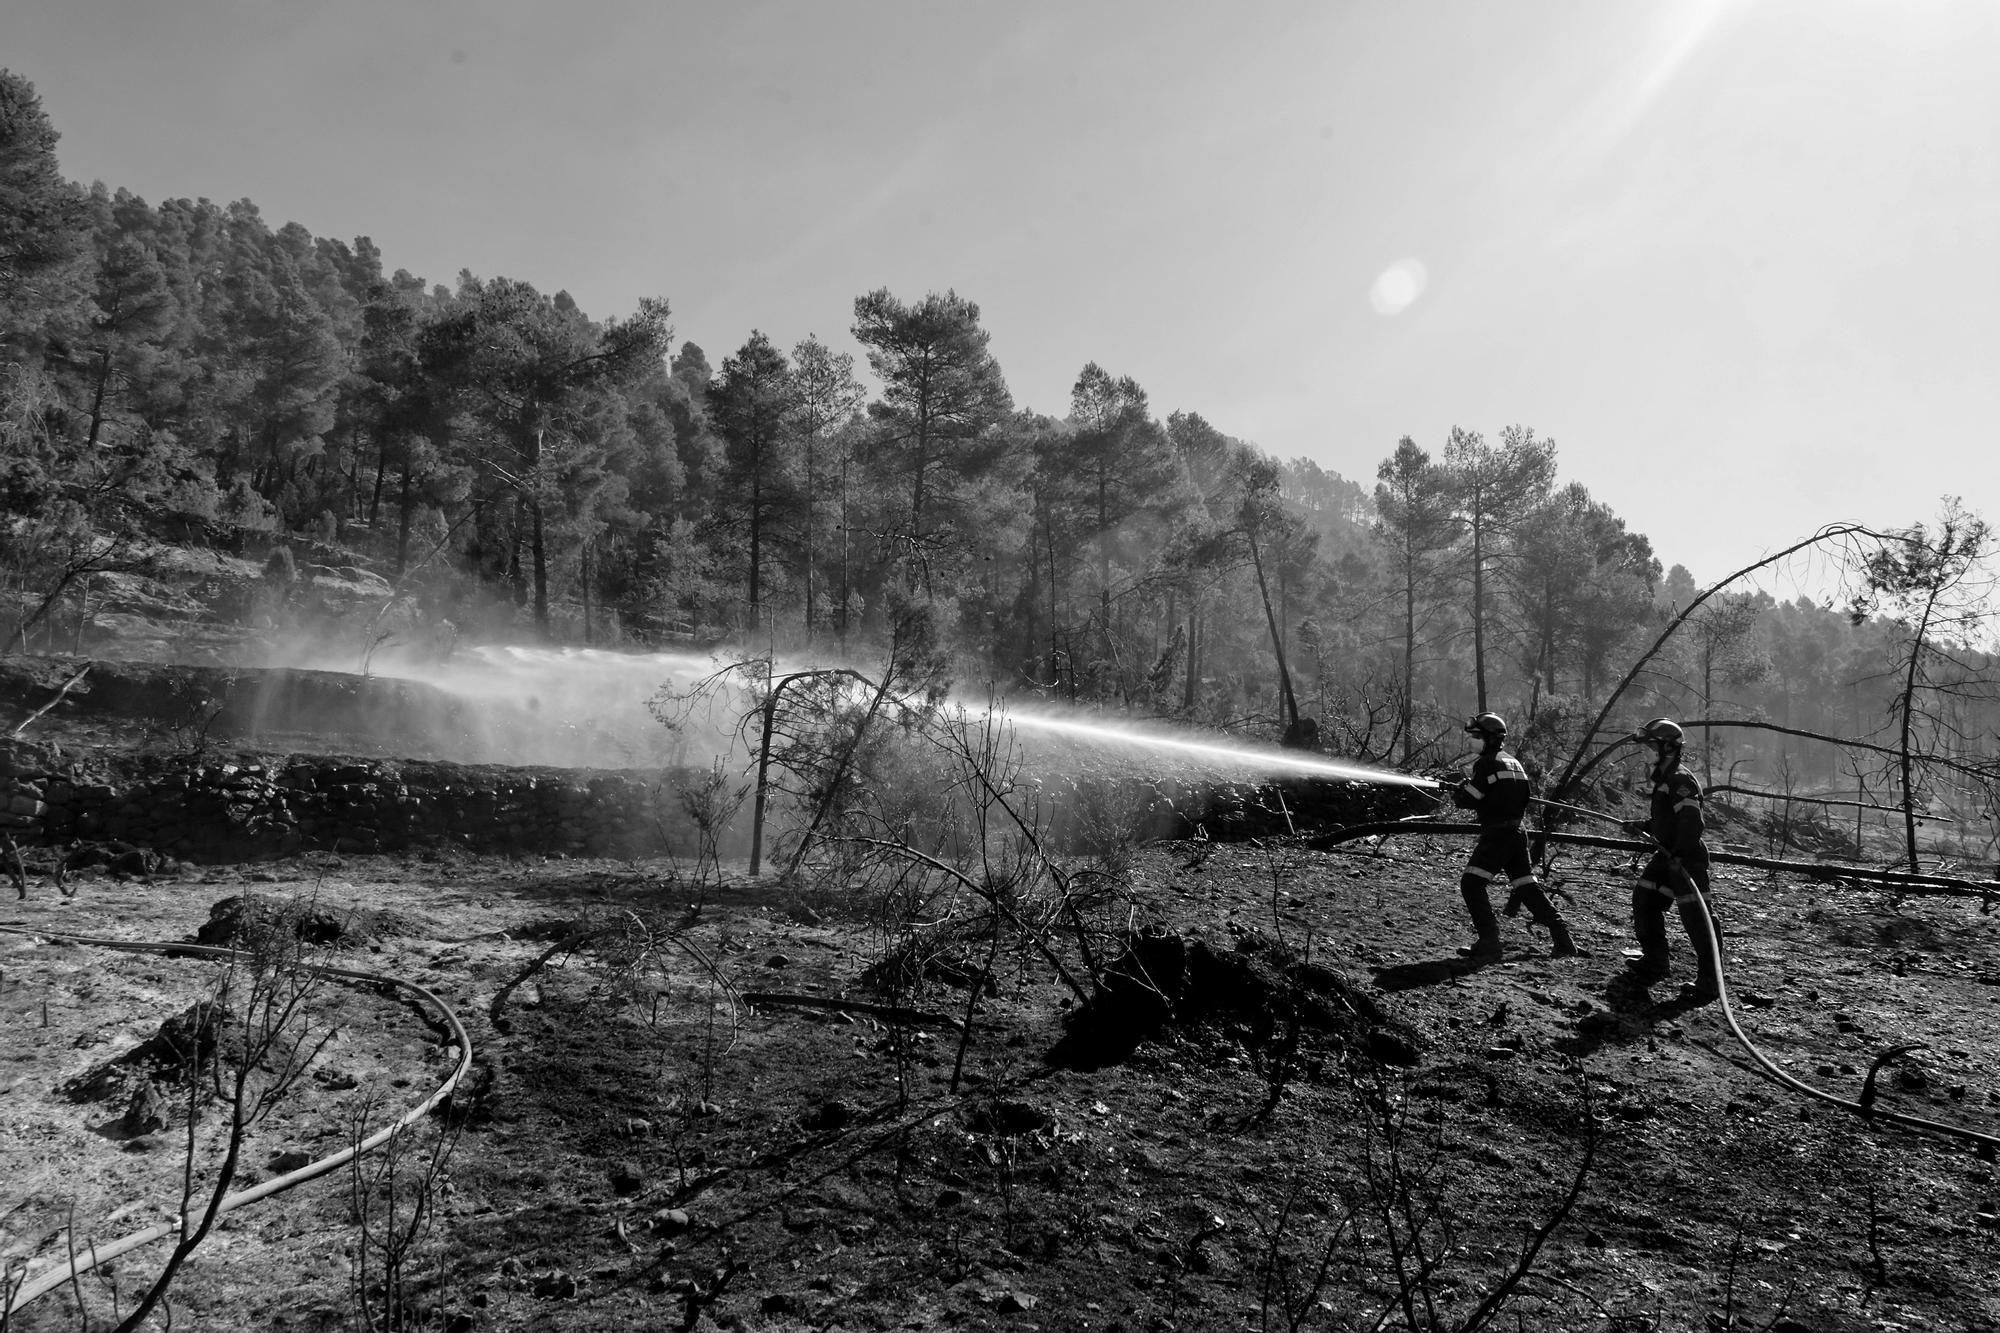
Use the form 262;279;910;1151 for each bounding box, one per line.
0;68;1994;807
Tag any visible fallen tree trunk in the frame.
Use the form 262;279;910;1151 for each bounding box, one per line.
1706;783;1952;821
12;662;91;735
1299;820;2000;901
1690;717;1999;787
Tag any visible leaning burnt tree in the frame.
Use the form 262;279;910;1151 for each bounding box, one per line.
1546;524;1887;803
1239;458;1313;742
1542;516;1998;873
650;585;953;879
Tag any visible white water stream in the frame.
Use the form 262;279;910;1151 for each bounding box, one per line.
345;645;1437;785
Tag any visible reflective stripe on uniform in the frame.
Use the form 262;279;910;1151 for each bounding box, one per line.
1674;798;1700;812
1508;874;1539;888
1463;865;1500;881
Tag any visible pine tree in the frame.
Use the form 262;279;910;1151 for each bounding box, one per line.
0;70;90;362
1373;436;1455;760
790;334;864;638
851;288;1013;584
711;331;801;626
1440;424;1556;711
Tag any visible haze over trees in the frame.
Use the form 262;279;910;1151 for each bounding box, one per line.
3;67;1996;818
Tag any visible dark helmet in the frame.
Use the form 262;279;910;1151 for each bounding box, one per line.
1632;717;1685;746
1464;712;1508;740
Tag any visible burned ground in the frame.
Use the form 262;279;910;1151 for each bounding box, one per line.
5;828;1999;1333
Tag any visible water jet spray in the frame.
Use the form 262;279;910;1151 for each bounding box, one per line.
991;709;1442;787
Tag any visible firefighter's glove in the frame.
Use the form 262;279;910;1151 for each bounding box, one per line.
1620;820;1647;837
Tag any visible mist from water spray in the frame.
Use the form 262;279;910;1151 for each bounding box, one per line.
339;644;729;768
284;641;1437;787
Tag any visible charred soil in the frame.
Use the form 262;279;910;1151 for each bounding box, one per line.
5;827;2000;1333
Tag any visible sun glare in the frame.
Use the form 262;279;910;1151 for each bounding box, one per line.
1369;258;1429;315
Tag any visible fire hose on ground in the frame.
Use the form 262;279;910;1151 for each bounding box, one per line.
1303;812;2000;1156
0;924;473;1317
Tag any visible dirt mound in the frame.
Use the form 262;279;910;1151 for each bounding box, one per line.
64;839;182;877
193;893;400;949
63;1000;233;1103
1051;930;1423;1069
1190;775;1436;840
859;918;998;997
506;913;601;943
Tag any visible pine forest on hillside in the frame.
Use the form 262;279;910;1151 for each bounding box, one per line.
3;68;1997;844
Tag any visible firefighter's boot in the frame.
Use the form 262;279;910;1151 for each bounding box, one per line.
1546;919;1578;959
1678;894;1723;1004
1459;881;1503;963
1627;906;1672;982
1460;934;1504;965
1516;882;1576;958
1461;881;1500;934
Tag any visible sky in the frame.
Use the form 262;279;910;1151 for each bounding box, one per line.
12;0;1998;591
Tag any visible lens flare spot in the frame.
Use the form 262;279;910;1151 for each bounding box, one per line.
1369;259;1429;315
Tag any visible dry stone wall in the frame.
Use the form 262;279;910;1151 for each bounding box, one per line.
0;739;1434;867
0;740;693;864
0;657;1437;866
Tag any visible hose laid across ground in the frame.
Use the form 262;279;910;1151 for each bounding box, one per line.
0;923;474;1317
1672;875;2000;1153
1304;821;2000;1156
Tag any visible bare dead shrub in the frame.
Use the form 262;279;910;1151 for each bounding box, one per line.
1246;1063;1601;1332
669;758;750;894
347;1094;463;1333
103;899;338;1331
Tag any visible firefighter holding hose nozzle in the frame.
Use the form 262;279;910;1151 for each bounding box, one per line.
1622;717;1723;1004
1451;712;1577;963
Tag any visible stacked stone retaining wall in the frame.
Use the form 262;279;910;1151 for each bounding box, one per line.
0;656;1436;864
0;739;692;864
0;737;1429;867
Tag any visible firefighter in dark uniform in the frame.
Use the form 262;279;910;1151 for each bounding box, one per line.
1622;717;1722;1003
1451;713;1577;963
